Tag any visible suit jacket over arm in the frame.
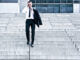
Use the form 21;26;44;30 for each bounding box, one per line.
33;9;43;27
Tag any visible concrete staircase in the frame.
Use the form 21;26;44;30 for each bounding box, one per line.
0;13;80;60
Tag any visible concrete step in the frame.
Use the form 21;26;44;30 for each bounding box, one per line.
30;56;80;60
0;55;29;59
0;13;25;18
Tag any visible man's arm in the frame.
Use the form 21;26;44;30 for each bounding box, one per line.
22;7;27;13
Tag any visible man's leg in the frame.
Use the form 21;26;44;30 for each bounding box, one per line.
31;21;35;45
26;20;30;44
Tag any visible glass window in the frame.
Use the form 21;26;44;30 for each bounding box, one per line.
31;0;73;13
0;0;18;3
53;4;60;13
60;4;67;13
33;0;55;3
36;4;48;13
74;0;80;3
54;0;60;3
46;0;54;3
47;4;55;13
36;0;47;3
61;0;66;3
67;0;73;3
66;4;73;13
60;4;73;13
33;4;60;13
31;0;35;3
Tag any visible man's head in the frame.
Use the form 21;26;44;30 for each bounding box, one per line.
27;1;32;8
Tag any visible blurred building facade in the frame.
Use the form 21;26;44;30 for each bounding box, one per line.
0;0;80;13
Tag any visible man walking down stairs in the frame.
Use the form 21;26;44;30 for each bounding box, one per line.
22;1;42;47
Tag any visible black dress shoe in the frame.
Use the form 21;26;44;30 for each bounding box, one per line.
27;42;29;45
31;44;34;47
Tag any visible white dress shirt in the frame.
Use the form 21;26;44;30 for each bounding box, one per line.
22;6;34;19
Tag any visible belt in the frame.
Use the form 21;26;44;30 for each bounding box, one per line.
26;19;34;20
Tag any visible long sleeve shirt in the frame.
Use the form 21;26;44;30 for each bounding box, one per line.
22;6;34;19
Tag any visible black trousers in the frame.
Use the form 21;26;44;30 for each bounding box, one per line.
26;19;35;45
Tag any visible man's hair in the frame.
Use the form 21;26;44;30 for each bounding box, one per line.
27;1;32;3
